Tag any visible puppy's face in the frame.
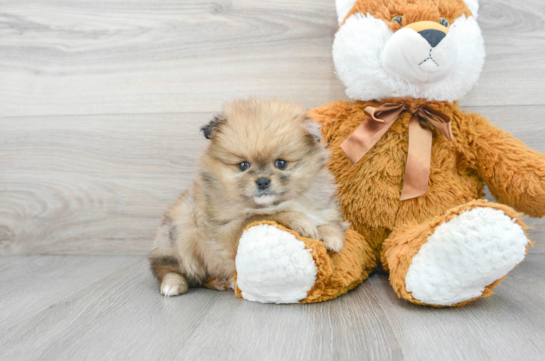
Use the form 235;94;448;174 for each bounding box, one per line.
201;98;327;208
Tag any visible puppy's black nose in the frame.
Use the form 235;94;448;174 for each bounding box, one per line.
418;29;446;48
256;177;271;190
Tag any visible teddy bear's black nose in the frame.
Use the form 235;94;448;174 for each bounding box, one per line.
419;29;446;48
256;177;271;190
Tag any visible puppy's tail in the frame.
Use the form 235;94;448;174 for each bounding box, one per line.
149;255;181;281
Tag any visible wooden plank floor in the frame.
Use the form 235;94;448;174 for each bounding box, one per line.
1;0;545;360
0;254;544;361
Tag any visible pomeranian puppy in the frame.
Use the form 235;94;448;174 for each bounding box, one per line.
149;98;347;296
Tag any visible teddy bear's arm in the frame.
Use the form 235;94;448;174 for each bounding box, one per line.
468;113;545;218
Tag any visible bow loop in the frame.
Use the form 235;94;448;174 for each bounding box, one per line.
364;103;406;124
340;102;454;201
417;106;454;141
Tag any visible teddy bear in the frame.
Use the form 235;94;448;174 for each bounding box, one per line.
233;0;545;306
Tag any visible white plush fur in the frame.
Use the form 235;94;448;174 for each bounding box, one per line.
333;13;484;102
235;224;317;304
405;207;529;306
382;27;458;85
335;0;358;25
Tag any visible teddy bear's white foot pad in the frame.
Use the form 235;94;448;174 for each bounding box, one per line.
235;224;317;304
405;207;529;306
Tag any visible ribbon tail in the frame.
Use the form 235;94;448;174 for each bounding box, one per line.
400;116;433;201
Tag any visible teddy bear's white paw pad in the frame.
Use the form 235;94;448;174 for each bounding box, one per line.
405;207;529;306
235;224;317;304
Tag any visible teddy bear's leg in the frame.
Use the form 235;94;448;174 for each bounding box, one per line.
234;221;376;304
382;200;531;307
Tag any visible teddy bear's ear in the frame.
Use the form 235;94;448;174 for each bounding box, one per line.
336;0;358;25
463;0;479;18
200;114;226;140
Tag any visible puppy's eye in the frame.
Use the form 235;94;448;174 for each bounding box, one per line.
238;161;250;172
391;16;403;26
439;18;449;28
274;159;288;170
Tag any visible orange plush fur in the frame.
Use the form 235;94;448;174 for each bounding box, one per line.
307;95;544;304
342;0;472;27
234;0;545;306
313;0;543;305
313;97;545;258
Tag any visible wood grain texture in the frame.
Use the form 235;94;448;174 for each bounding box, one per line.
179;279;402;361
464;0;545;106
1;0;545;360
0;0;345;117
0;0;544;255
0;254;543;361
0;113;210;254
1;0;545;118
369;253;545;361
2;105;544;255
0;256;141;330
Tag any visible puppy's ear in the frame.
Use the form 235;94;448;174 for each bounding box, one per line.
201;114;226;140
303;118;322;143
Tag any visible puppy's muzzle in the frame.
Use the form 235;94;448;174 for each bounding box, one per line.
256;177;271;190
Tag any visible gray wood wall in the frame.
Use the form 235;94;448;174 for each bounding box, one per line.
1;0;544;255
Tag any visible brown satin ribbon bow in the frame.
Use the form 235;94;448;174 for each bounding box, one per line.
340;103;454;201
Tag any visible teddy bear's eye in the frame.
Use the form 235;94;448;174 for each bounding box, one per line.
391;16;403;26
440;18;450;28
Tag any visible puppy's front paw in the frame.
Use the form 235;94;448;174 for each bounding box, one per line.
322;234;345;252
160;273;188;297
289;219;319;240
318;224;345;252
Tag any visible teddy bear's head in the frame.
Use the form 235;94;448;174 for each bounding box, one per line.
333;0;484;102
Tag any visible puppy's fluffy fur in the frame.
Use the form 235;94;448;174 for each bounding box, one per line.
149;98;347;296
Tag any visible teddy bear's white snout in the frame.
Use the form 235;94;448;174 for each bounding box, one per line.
382;28;458;85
